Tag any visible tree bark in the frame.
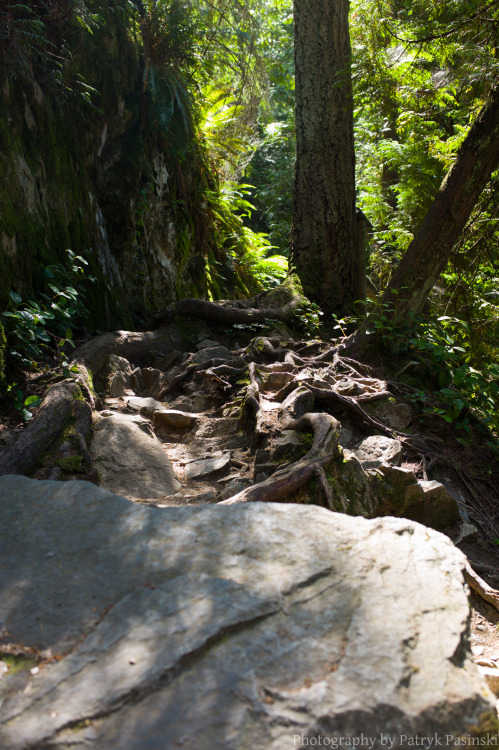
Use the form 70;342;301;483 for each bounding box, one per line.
290;0;358;315
377;84;499;321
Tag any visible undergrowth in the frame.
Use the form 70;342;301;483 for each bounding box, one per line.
334;299;499;450
0;249;94;415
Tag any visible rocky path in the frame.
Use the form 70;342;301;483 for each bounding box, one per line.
1;293;499;746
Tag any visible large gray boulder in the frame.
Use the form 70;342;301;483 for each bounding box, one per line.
91;411;180;499
0;476;496;750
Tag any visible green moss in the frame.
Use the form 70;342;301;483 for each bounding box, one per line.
57;455;85;473
1;654;36;675
263;274;306;309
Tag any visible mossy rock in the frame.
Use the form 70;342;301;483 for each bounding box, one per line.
57;455;85;474
260;275;308;310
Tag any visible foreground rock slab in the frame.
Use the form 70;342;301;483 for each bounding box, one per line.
0;476;496;750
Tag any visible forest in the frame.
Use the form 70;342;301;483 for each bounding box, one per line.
1;1;499;747
1;0;499;444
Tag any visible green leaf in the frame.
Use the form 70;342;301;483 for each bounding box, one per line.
9;291;22;305
24;395;42;407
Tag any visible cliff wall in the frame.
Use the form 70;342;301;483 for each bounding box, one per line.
0;6;231;331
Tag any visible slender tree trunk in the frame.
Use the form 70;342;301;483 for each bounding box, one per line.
377;85;499;321
290;0;358;315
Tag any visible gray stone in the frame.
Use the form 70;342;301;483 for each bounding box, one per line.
196;339;220;350
377;463;418;488
184;452;231;480
124;396;163;418
191;394;210;412
195;418;239;439
338;420;356;448
219;480;246;500
335;377;361;395
417;480;460;529
335;450;377;516
0;476;494;749
190;490;217;503
153;350;181;371
354;435;402;469
455;522;480;545
107;355;134;397
170;398;192;412
253;463;279;481
0;431;15;446
188;346;233;366
254;471;268;483
370;399;413;430
152;410;198;433
263;371;295;391
138;367;163;398
91;412;180;499
374;464;426;517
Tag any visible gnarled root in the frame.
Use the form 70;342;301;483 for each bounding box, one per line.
0;382;93;478
464;562;499;613
219;412;340;506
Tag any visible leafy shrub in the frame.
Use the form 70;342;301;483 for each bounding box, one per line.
0;320;6;397
1;250;94;371
363;299;499;444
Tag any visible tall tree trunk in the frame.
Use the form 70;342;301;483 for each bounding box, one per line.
290;0;358;315
377;84;499;322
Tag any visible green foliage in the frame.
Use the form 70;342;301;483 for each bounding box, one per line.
140;0;200;144
351;0;499;290
407;316;499;444
0;319;6;397
205;181;288;296
0;1;106;109
362;299;499;444
0;2;47;79
1;250;94;372
6;385;42;422
244;3;295;254
291;301;323;337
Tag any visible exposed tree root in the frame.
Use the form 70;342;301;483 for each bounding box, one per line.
2;294;495;555
305;384;416;443
465;562;499;614
149;296;303;329
0;382;92;477
219;413;340;506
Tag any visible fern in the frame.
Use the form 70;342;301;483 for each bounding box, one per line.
0;2;48;78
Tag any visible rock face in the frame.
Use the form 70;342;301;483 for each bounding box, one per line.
0;476;495;750
91;412;180;499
